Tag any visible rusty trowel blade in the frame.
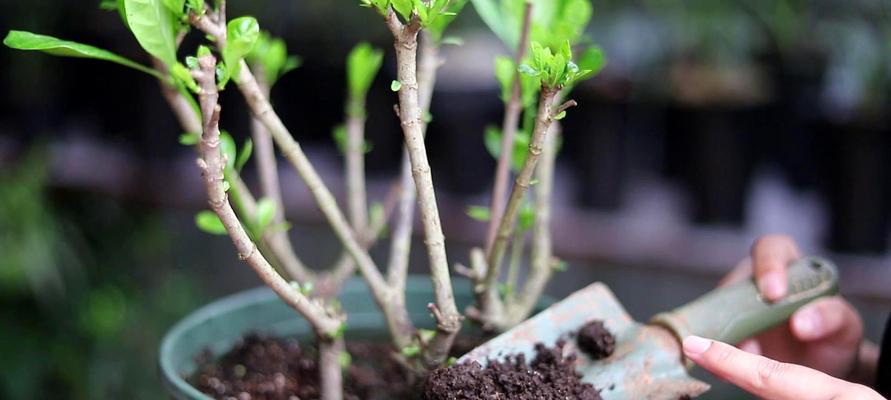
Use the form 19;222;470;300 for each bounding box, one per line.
460;282;710;400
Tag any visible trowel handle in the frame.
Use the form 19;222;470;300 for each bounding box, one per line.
651;256;838;346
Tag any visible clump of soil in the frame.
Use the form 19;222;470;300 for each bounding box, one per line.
191;334;415;400
423;341;602;400
577;320;616;360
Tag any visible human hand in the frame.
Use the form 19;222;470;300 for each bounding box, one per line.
721;235;872;382
683;336;885;400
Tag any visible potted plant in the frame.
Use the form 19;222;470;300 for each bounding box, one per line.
4;0;604;398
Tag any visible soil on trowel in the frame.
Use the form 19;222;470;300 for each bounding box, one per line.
423;340;603;400
190;334;482;400
576;320;616;360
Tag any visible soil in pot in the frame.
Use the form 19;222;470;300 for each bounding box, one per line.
190;334;482;400
423;340;602;400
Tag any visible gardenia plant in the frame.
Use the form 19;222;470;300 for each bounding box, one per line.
4;0;604;398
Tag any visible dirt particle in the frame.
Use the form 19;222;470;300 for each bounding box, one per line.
423;341;602;400
577;320;616;360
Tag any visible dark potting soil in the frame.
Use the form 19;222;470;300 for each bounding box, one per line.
423;341;602;400
576;320;616;360
190;334;482;400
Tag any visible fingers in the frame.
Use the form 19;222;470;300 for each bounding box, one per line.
718;258;752;287
683;336;851;400
751;235;801;301
790;297;863;344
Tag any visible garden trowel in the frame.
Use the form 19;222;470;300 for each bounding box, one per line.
460;257;839;399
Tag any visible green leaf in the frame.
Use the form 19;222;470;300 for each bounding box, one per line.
235;138;253;172
256;197;277;231
441;36;464;46
425;0;468;40
161;0;185;17
494;56;515;103
390;80;402;92
347;42;384;101
518;204;535;231
554;110;567;120
195;211;227;235
339;351;352;369
219;131;237;170
332;125;348;153
124;0;178;66
484;126;502;159
170;62;199;92
576;45;606;77
400;345;421;357
470;0;516;48
178;132;199;145
3;31;163;79
247;32;301;86
223;16;260;84
466;205;491;222
186;0;202;13
391;0;414;20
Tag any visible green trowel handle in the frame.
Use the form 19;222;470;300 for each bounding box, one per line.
652;256;839;347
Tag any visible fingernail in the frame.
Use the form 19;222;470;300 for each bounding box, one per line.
683;336;712;356
759;271;787;300
793;308;822;339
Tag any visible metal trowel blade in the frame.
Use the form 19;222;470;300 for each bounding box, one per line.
460;283;710;400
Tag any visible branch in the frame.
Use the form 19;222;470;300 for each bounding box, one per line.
192;53;340;338
318;338;345;400
485;1;534;254
316;182;401;297
189;8;417;352
389;16;461;368
387;31;438;291
481;86;560;328
345;103;369;234
249;66;316;283
505;122;559;328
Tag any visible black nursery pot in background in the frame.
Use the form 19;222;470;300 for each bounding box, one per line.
562;91;629;211
664;104;757;226
818;120;890;254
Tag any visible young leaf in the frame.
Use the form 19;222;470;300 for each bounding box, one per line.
247;32;301;86
161;0;185;18
178;132;199;145
494;56;515;103
347;42;384;102
124;0;178;66
390;80;402;92
470;0;516;48
223;16;260;84
3;31;164;79
219;131;237;171
332;125;348;153
195;211;227;235
484;126;502;159
256;197;277;232
339;351;352;369
391;0;414;20
400;345;421;357
235;138;253;172
518;204;535;231
466;205;491;222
